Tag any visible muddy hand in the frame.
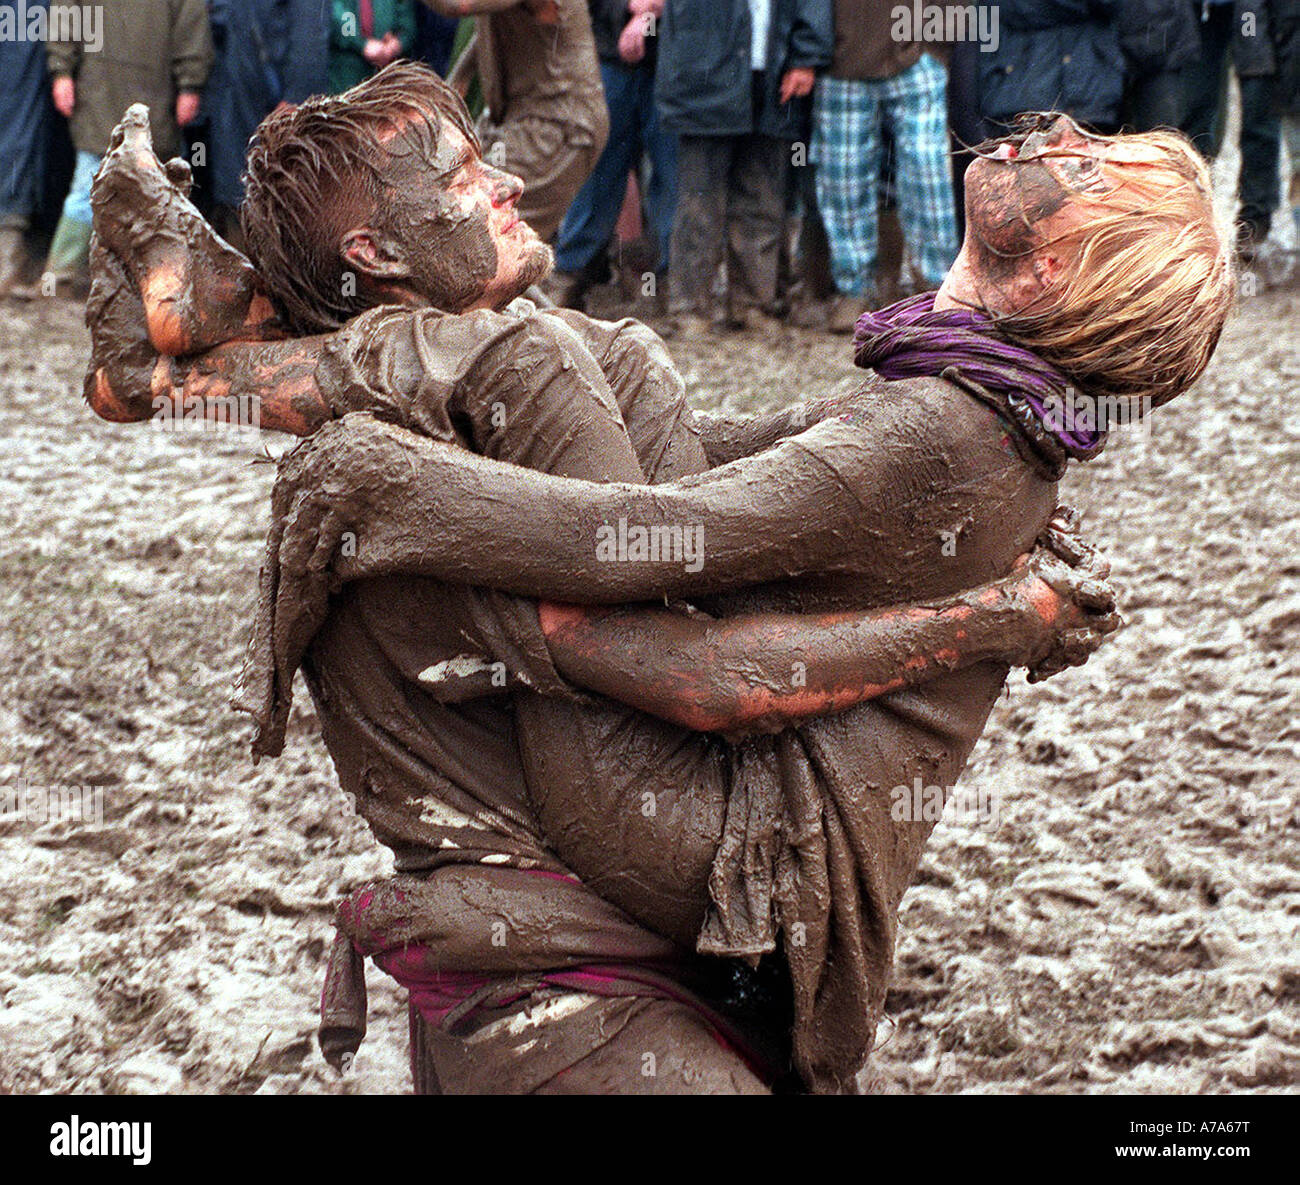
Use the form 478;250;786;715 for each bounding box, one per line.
1011;507;1122;682
90;105;284;357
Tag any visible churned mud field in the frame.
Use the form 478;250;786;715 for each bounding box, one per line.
0;287;1296;1095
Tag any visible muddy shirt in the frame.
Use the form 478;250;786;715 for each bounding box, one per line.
243;305;1060;1091
291;300;701;873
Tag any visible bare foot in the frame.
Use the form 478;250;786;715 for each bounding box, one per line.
83;235;169;422
91;104;284;356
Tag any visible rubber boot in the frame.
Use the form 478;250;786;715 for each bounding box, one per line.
16;214;93;299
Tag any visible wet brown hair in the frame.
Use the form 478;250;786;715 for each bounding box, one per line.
241;61;479;334
975;117;1235;412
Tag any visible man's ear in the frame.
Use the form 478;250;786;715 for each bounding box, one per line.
340;227;412;284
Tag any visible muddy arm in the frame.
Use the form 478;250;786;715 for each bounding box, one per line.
277;411;935;602
693;399;845;466
537;542;1118;732
85;246;331;437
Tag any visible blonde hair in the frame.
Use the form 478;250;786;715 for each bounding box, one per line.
987;127;1236;413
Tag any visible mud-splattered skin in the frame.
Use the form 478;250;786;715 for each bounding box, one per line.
83;102;1123;1093
940;114;1124;312
366;122;552;314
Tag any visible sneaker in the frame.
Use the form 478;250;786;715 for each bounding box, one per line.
661;312;714;340
0;226;26;298
540;268;590;311
788;297;831;330
10;271;84;301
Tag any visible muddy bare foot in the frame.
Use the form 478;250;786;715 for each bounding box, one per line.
91;104;285;356
83;235;168;422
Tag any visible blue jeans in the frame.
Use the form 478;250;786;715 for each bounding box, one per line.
60;151;101;227
0;30;50;227
555;61;677;275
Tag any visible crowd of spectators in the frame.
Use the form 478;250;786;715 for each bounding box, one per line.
0;0;1297;318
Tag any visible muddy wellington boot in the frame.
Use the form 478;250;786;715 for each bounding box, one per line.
14;215;93;299
0;225;27;297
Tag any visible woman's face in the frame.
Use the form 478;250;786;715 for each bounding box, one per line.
937;115;1161;314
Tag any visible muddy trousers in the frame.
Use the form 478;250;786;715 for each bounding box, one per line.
667;130;790;315
409;989;768;1094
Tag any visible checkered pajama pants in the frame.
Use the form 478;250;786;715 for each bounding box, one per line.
812;55;959;295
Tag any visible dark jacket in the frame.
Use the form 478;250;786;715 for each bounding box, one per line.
827;0;922;80
206;0;330;206
590;0;637;63
1227;1;1277;77
655;0;833;139
978;0;1126;132
1118;0;1200;71
0;7;51;222
329;0;416;93
1271;0;1300;111
47;0;214;158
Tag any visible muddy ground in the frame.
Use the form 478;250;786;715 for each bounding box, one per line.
0;278;1295;1095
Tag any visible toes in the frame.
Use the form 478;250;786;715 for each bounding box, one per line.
164;157;194;197
117;103;154;153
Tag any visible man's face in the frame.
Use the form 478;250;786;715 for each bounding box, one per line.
375;115;553;312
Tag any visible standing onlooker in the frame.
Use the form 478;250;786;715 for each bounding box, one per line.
34;0;212;298
656;0;833;333
411;3;460;75
1119;0;1200;130
550;0;676;309
330;0;416;93
418;0;609;243
812;3;958;333
978;0;1126;138
1181;1;1280;258
1269;0;1299;279
206;0;330;247
0;1;52;296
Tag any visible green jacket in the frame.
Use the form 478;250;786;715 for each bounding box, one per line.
329;0;417;93
46;0;213;159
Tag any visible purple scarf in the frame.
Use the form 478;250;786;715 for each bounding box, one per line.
852;293;1106;460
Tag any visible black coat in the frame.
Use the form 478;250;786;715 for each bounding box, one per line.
589;0;632;63
1228;1;1277;77
1119;0;1200;71
205;0;329;207
978;0;1126;132
654;0;832;139
1269;0;1300;111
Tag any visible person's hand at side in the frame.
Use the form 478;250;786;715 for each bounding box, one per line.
779;67;815;103
175;91;200;128
52;76;75;118
618;16;646;63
